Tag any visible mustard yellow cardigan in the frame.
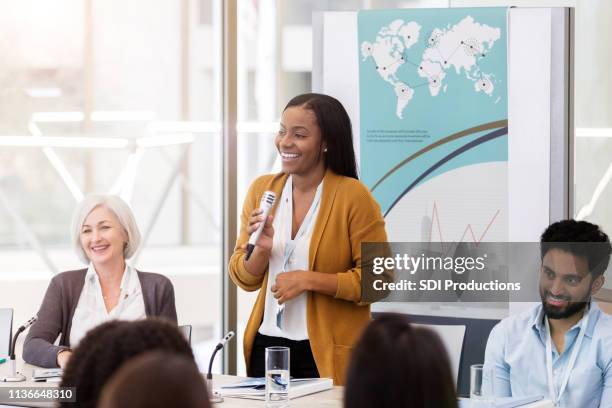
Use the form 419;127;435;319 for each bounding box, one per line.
228;169;388;385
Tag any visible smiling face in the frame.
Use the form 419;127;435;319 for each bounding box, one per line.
539;248;604;319
275;106;326;178
80;205;128;267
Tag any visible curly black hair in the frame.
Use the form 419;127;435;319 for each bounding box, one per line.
59;318;193;408
98;351;211;408
541;219;612;277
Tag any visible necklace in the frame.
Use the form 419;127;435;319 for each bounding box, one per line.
102;290;120;300
103;292;129;300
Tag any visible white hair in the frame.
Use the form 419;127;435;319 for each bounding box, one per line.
71;194;142;264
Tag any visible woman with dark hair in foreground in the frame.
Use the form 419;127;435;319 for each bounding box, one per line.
98;351;211;408
60;318;194;408
344;314;458;408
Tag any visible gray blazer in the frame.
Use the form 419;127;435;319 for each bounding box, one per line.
23;268;177;368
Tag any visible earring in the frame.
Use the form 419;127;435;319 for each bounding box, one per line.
324;148;328;152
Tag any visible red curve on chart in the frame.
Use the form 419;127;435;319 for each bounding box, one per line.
428;201;500;251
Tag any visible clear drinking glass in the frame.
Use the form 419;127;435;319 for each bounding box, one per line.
265;346;290;407
470;364;494;408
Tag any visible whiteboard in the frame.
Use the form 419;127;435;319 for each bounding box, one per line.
313;8;571;318
414;323;466;385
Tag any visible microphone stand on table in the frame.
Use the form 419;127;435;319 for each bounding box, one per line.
1;316;37;382
206;331;235;403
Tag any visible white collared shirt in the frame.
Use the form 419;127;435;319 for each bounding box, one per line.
70;263;146;347
258;176;322;341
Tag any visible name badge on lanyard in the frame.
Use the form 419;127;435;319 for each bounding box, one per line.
544;310;590;407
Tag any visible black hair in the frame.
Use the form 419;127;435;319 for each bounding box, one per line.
98;351;211;408
284;93;358;179
540;219;612;278
344;314;458;408
60;318;194;408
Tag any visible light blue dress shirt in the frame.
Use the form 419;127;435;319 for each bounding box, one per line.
483;302;612;408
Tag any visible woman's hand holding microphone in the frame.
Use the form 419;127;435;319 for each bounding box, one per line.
242;192;309;303
245;208;274;254
242;191;276;278
242;207;275;278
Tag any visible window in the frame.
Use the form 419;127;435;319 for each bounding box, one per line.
0;0;223;370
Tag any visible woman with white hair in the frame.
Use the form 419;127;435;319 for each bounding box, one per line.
23;195;177;368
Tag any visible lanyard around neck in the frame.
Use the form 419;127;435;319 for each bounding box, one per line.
275;177;323;327
544;309;590;406
281;176;323;272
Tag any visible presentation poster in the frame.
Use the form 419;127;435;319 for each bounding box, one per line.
358;7;509;242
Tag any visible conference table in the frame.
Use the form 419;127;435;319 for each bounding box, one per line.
0;361;342;408
1;361;552;407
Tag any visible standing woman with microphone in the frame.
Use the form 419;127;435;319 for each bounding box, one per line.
229;93;387;385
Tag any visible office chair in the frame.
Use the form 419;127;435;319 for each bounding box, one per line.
179;324;192;345
373;312;500;397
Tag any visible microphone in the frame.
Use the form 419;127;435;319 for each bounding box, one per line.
216;331;235;350
245;191;276;261
1;315;37;382
206;331;235;402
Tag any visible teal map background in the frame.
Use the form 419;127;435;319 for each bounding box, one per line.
358;8;508;216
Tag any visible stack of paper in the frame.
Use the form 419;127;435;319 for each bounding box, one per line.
217;377;333;400
32;368;62;382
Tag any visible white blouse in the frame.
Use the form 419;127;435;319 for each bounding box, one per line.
258;175;323;341
70;263;146;347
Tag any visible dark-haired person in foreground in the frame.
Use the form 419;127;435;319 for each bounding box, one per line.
229;93;388;384
59;318;194;408
484;219;612;408
98;351;211;408
344;314;458;408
